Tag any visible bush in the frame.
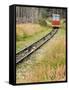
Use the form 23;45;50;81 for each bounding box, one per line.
38;19;47;26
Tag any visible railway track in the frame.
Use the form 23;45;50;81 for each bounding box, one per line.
16;29;58;64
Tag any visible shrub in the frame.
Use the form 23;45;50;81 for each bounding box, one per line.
38;19;47;26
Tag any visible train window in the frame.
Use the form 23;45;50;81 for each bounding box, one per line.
56;15;60;20
52;14;55;20
52;14;60;21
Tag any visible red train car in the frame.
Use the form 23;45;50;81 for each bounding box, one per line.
52;14;60;29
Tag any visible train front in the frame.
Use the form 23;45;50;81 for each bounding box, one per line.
52;14;60;29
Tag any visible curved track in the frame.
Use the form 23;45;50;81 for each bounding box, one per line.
16;29;58;64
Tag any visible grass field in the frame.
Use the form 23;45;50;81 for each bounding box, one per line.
16;23;51;53
16;22;66;83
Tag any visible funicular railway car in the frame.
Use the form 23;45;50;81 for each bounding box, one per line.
52;14;60;29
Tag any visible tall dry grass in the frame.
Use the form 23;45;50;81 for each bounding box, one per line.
16;23;43;36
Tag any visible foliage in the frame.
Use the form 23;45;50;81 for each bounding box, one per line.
38;19;47;26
